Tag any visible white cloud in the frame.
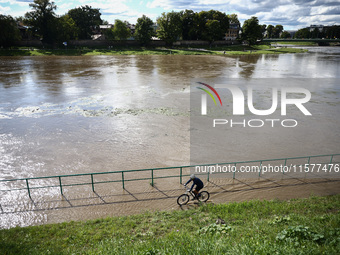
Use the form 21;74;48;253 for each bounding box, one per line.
0;5;10;12
1;0;339;28
145;0;340;29
0;0;30;7
310;6;340;15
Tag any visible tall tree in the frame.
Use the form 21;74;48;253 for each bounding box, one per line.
294;28;310;39
156;11;182;46
135;15;155;45
266;24;274;38
56;15;78;42
241;16;263;45
0;15;21;47
227;13;240;25
24;0;57;44
324;25;340;39
273;25;283;38
181;9;198;40
280;31;291;39
196;10;229;41
261;24;267;36
68;5;102;39
205;20;222;42
113;19;131;40
310;27;322;38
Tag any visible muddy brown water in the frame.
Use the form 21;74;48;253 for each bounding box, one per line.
0;48;340;228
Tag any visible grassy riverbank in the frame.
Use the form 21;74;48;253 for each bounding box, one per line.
1;195;339;254
0;44;307;56
271;41;318;46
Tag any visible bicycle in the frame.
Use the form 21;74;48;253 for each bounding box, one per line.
177;185;210;205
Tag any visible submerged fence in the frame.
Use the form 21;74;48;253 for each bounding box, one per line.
0;154;339;200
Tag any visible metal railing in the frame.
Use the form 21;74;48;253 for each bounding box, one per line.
0;153;339;200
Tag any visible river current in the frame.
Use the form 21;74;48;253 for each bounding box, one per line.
0;47;339;228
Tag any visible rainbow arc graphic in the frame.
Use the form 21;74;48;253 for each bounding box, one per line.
196;82;222;115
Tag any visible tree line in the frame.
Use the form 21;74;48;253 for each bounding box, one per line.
0;0;237;46
294;26;340;39
1;0;339;48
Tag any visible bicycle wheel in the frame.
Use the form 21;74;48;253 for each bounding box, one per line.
177;194;190;205
198;191;209;202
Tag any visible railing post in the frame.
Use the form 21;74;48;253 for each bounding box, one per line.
180;167;182;184
283;159;287;175
259;161;262;177
121;171;125;189
91;174;95;192
233;163;236;179
59;176;63;195
151;169;154;187
26;179;32;200
328;155;334;172
207;169;210;182
305;157;311;178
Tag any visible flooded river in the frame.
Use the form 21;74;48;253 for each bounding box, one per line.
1;47;340;228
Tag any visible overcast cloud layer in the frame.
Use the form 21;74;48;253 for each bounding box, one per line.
0;0;339;30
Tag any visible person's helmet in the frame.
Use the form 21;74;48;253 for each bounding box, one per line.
190;174;195;180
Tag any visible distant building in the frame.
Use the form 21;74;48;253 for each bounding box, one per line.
99;25;113;31
309;25;324;32
225;22;240;40
126;23;136;35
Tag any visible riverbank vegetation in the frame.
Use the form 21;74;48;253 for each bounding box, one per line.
0;195;339;254
2;0;339;50
0;44;307;56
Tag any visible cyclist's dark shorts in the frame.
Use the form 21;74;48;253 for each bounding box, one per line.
195;184;203;192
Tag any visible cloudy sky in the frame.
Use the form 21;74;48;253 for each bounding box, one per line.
1;0;339;30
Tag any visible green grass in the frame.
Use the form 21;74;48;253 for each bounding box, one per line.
0;44;307;57
1;195;339;254
270;41;318;46
214;44;307;55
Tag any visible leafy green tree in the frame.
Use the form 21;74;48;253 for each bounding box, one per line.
241;16;263;45
294;28;310;39
196;10;229;41
310;27;323;38
180;9;198;40
113;19;131;40
0;15;21;47
104;27;115;40
135;15;155;45
68;5;102;39
266;24;274;38
156;11;182;46
205;20;222;42
227;13;240;25
261;24;267;35
324;25;340;39
273;25;283;38
24;0;57;44
56;15;78;42
281;31;291;39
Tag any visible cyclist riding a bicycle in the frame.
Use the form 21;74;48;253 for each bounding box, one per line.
185;174;204;199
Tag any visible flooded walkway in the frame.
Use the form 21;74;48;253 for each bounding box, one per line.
1;175;339;229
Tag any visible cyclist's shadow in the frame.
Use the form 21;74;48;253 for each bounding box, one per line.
179;200;212;210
